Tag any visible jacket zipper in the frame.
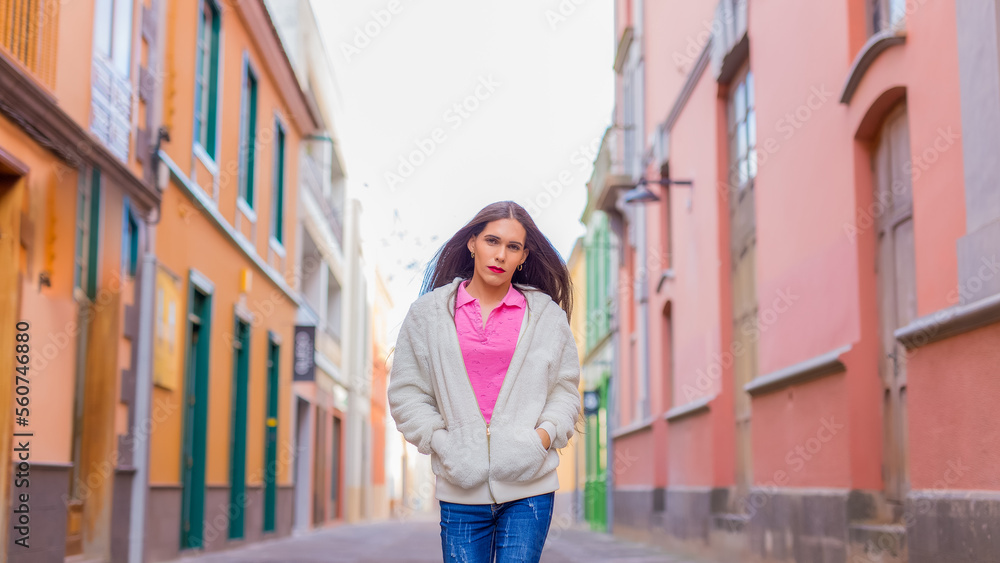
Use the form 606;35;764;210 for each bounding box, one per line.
458;293;530;505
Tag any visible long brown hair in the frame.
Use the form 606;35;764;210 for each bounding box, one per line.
419;201;574;324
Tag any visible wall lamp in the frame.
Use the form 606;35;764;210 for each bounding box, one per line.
619;177;694;204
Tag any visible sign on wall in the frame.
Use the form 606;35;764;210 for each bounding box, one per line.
293;325;316;381
153;264;181;389
584;389;601;417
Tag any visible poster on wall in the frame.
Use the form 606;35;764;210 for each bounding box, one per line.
153;264;181;390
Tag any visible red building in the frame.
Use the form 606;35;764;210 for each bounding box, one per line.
596;1;998;561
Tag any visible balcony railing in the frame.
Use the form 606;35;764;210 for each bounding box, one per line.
301;152;344;247
1;0;59;88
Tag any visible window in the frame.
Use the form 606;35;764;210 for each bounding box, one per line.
271;120;286;243
727;66;756;191
869;0;905;35
93;0;132;77
622;48;644;178
75;168;102;301
91;0;132;160
194;0;220;158
239;63;259;208
121;200;139;277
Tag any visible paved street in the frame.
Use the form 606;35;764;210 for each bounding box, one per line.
166;510;716;563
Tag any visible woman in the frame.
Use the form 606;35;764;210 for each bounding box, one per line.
387;200;585;563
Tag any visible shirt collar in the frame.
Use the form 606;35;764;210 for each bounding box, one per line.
456;279;526;310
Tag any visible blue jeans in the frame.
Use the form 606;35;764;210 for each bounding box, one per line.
439;492;555;562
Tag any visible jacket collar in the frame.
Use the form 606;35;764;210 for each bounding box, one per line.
432;276;552;414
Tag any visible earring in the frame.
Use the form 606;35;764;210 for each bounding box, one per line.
518;263;523;271
471;251;475;258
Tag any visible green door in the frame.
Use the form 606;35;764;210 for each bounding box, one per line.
229;317;250;539
585;372;609;531
263;337;279;533
181;286;211;549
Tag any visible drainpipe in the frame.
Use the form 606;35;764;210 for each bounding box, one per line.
605;208;626;535
128;211;157;563
129;126;168;563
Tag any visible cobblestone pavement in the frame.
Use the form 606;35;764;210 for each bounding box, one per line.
166;510;719;563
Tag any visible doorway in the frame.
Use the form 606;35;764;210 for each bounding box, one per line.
228;316;250;539
0;159;26;550
293;397;312;533
263;337;280;533
313;407;327;525
874;102;915;507
181;276;212;549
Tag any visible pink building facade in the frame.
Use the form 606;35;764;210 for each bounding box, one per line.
594;1;1000;561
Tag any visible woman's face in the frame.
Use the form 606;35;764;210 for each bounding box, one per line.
467;218;529;287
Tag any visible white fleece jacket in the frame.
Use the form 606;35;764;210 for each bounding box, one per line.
387;276;582;504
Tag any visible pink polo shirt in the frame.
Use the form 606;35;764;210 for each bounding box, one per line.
455;279;526;425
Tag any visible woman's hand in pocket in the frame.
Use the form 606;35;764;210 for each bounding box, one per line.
535;427;550;450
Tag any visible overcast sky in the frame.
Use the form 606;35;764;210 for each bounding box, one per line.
310;0;615;327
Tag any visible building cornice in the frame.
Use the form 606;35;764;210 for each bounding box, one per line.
745;344;851;396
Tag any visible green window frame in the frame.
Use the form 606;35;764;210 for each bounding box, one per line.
239;59;258;209
121;198;139;278
75;168;102;301
270;120;286;244
194;0;220;159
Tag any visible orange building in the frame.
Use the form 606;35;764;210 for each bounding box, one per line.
143;0;319;560
1;0;163;560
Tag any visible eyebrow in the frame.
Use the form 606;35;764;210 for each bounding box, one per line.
484;234;524;247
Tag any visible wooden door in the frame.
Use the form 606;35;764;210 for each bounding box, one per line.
0;172;25;554
731;187;757;499
875;103;915;504
332;416;342;519
728;66;758;502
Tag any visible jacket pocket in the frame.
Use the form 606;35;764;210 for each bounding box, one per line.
489;425;550;483
430;424;488;489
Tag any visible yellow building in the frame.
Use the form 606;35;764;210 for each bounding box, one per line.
553;237;587;526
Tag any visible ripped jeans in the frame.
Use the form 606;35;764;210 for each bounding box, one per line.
439;491;555;563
